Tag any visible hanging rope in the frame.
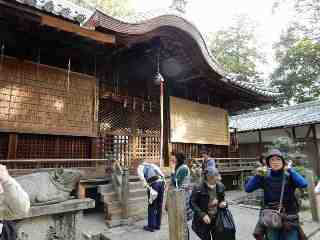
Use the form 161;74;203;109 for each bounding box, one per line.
156;47;165;168
0;43;4;72
36;48;41;79
67;58;71;92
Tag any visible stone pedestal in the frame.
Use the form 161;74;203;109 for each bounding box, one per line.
15;198;95;240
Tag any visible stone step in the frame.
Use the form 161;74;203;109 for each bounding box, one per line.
100;192;117;203
97;184;114;194
129;188;146;198
129;181;144;190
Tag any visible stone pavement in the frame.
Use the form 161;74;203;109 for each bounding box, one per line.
82;191;320;240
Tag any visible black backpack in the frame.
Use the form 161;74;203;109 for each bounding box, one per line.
0;221;17;240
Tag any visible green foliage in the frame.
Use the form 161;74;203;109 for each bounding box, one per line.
264;137;308;169
271;0;320;105
208;15;265;79
271;38;320;104
70;0;134;18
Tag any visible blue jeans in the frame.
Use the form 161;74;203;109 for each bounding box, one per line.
266;228;299;240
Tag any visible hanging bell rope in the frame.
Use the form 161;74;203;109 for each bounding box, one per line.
155;46;165;169
36;48;41;79
0;43;5;72
67;58;71;92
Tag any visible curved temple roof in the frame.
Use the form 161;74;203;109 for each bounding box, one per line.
13;0;281;99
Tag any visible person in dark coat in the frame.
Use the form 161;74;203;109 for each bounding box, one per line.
190;168;227;240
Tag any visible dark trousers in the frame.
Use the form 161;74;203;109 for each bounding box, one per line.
147;181;165;229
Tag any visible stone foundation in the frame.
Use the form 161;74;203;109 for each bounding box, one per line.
15;198;95;240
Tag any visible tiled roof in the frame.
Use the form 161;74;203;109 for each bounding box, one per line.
14;0;93;23
230;100;320;132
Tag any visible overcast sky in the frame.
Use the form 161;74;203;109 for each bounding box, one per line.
132;0;295;79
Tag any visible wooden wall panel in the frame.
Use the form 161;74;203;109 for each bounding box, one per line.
0;57;97;137
170;97;230;145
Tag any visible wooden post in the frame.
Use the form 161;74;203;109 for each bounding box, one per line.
167;189;187;240
121;168;129;220
292;127;297;142
258;130;263;156
77;183;86;199
311;124;320;177
7;133;18;159
91;137;98;159
239;171;245;190
305;169;319;222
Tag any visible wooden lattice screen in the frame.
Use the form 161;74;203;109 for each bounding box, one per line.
16;134;91;159
99;98;160;169
0;56;97;137
0;133;9;159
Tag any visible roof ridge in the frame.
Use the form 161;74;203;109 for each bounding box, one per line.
231;100;320;120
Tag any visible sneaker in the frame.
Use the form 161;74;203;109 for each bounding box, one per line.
143;226;154;232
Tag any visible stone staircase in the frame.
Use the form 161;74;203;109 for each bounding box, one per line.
98;176;147;227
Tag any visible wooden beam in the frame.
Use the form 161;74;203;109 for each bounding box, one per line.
305;124;313;138
41;15;115;45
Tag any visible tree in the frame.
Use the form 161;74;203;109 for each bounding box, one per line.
208;15;266;79
273;0;320;41
271;35;320;104
270;0;320;104
70;0;134;19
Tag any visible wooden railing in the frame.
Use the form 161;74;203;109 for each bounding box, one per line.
0;159;110;178
192;157;258;172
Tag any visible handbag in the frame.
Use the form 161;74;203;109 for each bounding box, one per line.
214;208;236;240
260;173;286;229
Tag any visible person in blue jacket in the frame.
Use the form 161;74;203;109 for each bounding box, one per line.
245;149;308;240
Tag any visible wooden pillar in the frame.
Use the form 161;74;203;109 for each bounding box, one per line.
121;168;129;220
54;136;60;158
306;169;319;222
311;124;320;177
292;127;297;142
163;80;170;167
258;130;263;156
91;137;98;159
7;133;18;159
167;189;187;240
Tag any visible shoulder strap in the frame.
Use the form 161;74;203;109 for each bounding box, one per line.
279;172;286;212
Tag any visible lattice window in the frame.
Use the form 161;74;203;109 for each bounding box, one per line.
16;134;91;160
0;133;9;159
59;136;91;159
17;134;56;159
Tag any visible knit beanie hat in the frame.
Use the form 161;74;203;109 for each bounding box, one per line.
265;149;285;167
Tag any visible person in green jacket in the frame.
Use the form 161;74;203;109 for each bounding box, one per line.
170;152;193;239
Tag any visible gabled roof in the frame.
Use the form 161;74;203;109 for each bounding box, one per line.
230;100;320;132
